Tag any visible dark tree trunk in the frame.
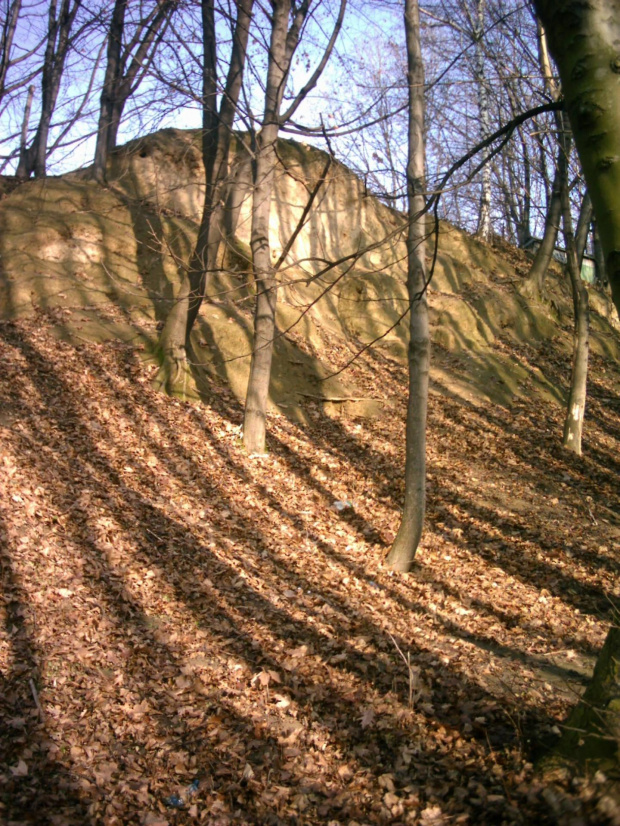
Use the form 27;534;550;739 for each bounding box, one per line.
593;221;607;287
560;172;589;456
533;0;620;788
534;0;620;314
92;0;176;183
385;0;429;572
154;0;253;396
523;140;566;295
92;0;126;182
575;190;593;266
17;0;81;178
0;0;21;104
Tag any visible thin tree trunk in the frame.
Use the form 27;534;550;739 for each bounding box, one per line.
93;0;175;183
19;0;81;178
243;0;345;452
575;190;593;266
0;0;22;103
474;0;491;240
242;2;292;454
593;221;607;288
154;0;253;396
16;83;34;176
560;131;589;456
523;140;566;295
385;0;429;572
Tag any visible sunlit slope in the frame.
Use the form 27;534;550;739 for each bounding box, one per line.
0;128;618;415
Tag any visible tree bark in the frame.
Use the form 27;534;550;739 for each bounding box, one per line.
154;0;253;396
385;0;429;572
17;0;81;178
0;0;22;104
242;0;294;454
560;158;589;456
534;0;620;315
575;190;593;266
474;0;491;240
533;2;620;784
522;139;566;296
593;220;608;287
93;0;176;183
92;0;126;183
242;0;345;453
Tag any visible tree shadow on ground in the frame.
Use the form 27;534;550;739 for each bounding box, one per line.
0;319;579;824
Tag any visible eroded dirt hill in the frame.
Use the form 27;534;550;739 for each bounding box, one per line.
1;133;620;824
1;128;618;415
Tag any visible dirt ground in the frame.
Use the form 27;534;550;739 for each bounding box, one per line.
1;303;619;825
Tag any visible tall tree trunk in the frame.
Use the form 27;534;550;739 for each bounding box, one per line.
385;0;429;572
154;0;253;396
534;0;620;784
242;1;292;454
474;0;491;240
522;139;567;295
242;0;344;452
534;0;620;315
17;83;34;175
0;0;21;104
17;0;81;178
92;0;126;183
93;0;175;183
560;167;589;456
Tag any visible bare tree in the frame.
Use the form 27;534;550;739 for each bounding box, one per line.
155;0;254;394
0;0;22;105
243;0;346;454
92;0;178;183
558;120;589;456
385;0;429;572
16;0;82;178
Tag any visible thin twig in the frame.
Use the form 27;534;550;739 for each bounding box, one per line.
29;678;44;721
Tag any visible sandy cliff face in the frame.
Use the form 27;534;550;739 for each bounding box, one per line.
0;128;618;416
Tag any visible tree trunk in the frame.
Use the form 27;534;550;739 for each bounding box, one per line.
522;140;566;296
242;0;344;452
93;0;175;183
93;0;126;183
17;84;34;176
575;191;593;266
560;167;589;456
154;0;253;397
385;0;429;573
543;627;620;776
534;0;620;791
593;220;608;287
474;0;491;240
17;0;81;178
242;22;288;453
243;0;303;453
534;0;620;315
0;0;22;104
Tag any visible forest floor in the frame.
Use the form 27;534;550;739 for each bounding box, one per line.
1;306;620;825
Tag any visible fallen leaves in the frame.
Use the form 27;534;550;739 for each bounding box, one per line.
0;314;618;824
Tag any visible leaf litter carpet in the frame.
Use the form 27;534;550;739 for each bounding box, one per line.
1;312;620;825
